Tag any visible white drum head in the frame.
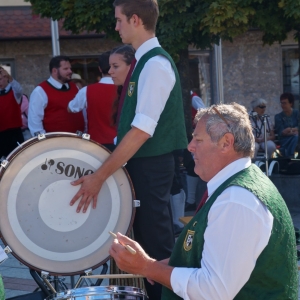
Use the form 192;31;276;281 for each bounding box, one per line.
0;133;135;275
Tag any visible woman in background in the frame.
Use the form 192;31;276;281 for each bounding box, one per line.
250;98;276;160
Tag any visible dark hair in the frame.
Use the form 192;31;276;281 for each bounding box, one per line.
49;55;70;73
98;51;111;75
113;0;159;32
110;45;135;126
280;92;295;106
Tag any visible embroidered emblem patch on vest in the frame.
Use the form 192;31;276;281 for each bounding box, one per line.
128;82;135;97
183;230;195;251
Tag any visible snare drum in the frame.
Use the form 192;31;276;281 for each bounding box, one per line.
0;133;135;276
47;286;147;299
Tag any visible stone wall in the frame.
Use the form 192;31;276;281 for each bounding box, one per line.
0;37;121;96
222;31;287;120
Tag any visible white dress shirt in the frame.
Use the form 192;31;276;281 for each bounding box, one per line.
1;79;23;104
28;77;74;136
171;158;273;300
68;77;114;112
192;95;205;110
132;37;176;136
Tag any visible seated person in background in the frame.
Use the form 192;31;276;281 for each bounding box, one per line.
249;98;276;159
274;93;299;158
0;67;24;158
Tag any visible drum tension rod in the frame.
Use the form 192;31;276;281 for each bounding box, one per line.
41;271;57;294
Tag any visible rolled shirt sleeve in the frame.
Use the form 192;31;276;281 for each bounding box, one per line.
131;55;175;137
68;87;88;112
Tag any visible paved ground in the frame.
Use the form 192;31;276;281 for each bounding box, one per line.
1;208;300;299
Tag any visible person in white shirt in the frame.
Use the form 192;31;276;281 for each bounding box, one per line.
109;103;297;300
28;56;85;136
69;1;187;298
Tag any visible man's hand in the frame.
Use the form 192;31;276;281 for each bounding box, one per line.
70;173;104;213
109;233;155;276
109;233;173;289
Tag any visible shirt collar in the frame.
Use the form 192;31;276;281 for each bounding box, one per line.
135;37;160;62
99;77;114;84
207;157;252;197
48;76;69;89
2;82;11;92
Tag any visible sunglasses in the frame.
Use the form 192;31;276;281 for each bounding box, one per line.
257;106;266;109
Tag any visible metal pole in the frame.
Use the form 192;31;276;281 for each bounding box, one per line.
214;39;224;104
263;116;269;177
51;19;60;56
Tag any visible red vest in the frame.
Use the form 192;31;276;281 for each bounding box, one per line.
40;81;84;133
86;83;117;144
0;88;22;132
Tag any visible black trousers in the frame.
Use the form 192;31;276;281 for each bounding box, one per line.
125;153;175;300
0;127;24;158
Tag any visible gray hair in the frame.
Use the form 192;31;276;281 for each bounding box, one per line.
194;102;255;158
250;98;267;110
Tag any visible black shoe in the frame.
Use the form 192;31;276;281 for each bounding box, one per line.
185;202;196;212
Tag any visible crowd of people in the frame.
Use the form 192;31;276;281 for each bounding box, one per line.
249;92;299;161
0;0;299;299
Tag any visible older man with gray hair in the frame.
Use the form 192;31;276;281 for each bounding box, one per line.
250;98;276;160
110;102;298;300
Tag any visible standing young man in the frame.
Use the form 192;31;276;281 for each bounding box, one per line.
70;0;187;298
28;56;84;136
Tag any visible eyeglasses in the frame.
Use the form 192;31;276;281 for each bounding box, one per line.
211;106;231;128
257;106;266;109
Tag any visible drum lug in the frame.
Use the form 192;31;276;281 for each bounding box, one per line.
4;245;12;254
84;268;93;275
1;159;9;169
37;133;46;141
133;200;140;207
40;270;48;277
82;133;90;141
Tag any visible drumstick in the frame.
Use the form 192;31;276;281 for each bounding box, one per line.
109;231;136;255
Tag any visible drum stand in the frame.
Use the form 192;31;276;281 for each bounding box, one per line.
29;262;109;297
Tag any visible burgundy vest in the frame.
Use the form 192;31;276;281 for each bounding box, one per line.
86;82;117;144
0;88;22;132
40;81;84;133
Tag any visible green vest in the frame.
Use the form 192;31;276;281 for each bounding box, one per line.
162;164;298;300
0;275;4;300
117;47;187;158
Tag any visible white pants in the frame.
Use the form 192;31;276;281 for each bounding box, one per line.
254;141;276;159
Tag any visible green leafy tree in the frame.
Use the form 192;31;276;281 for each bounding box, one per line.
26;0;300;142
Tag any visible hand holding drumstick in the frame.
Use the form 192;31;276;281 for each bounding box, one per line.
109;231;136;254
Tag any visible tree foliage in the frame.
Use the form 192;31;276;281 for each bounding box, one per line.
25;0;300;138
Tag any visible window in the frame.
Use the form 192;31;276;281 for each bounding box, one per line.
282;46;299;100
69;56;100;85
189;51;212;106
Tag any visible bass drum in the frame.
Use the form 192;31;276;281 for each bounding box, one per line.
0;133;135;276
